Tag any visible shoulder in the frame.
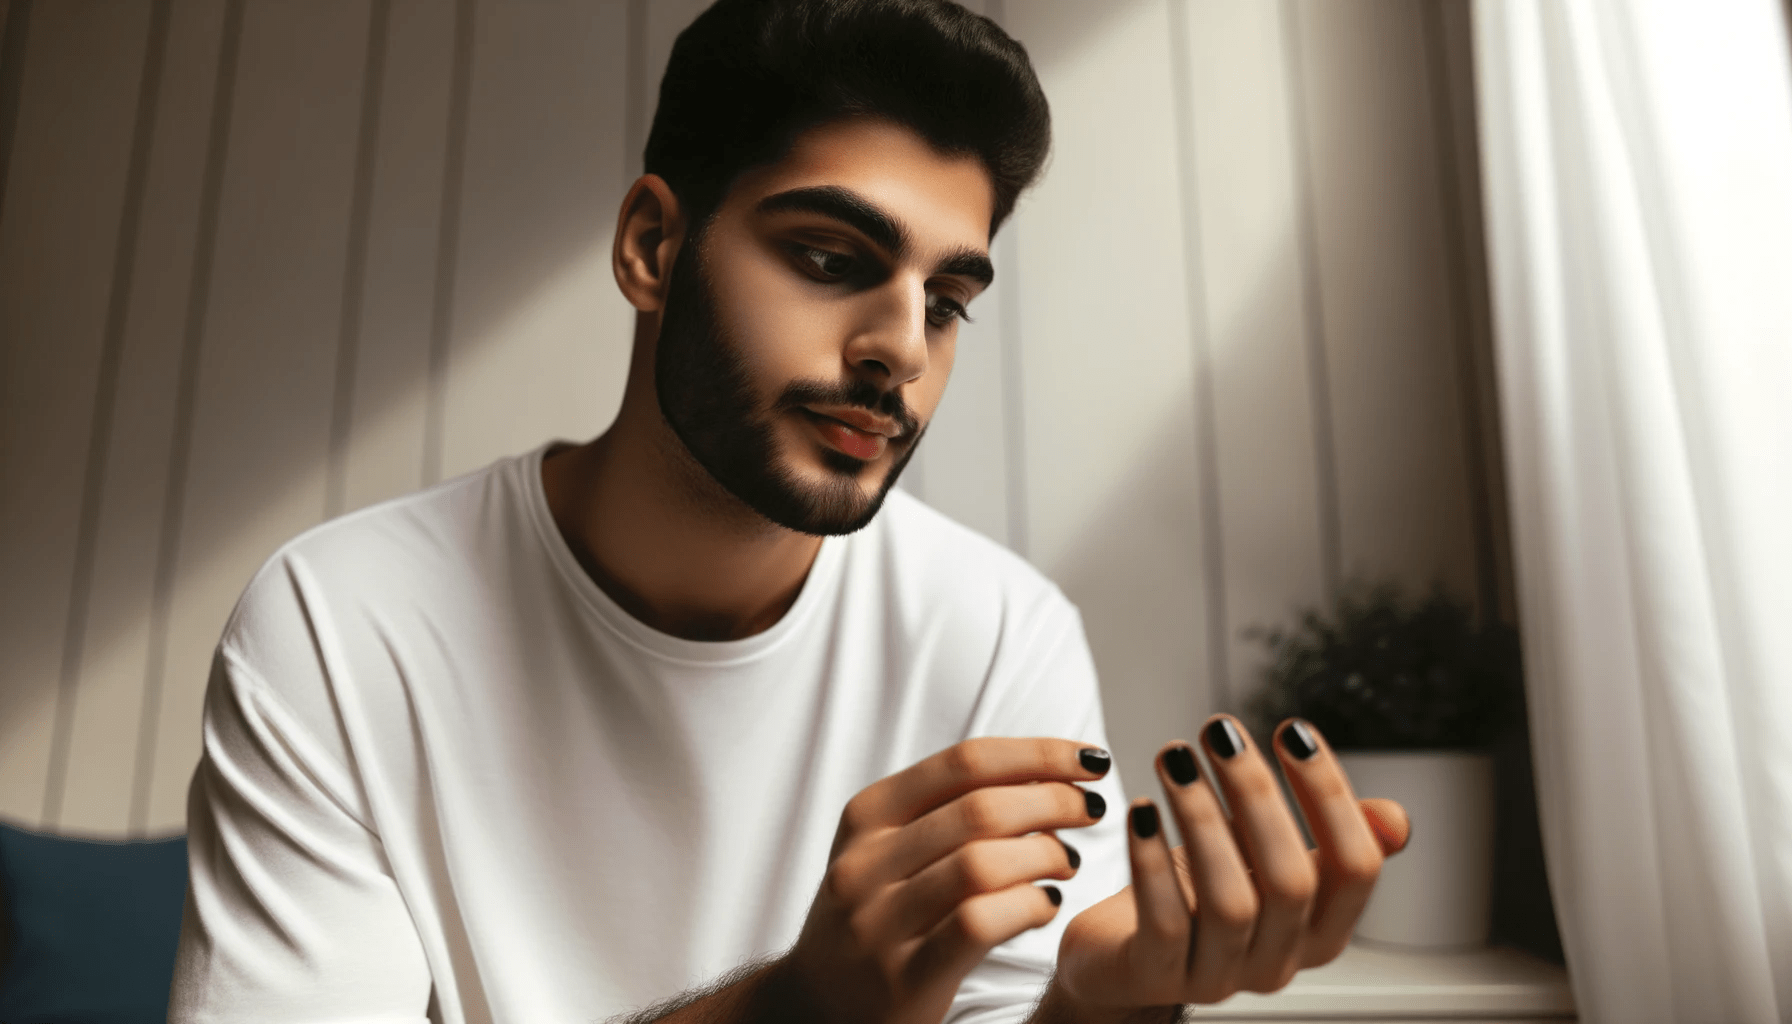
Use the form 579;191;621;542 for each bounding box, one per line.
220;453;530;695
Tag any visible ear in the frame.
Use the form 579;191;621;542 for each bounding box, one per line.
612;174;687;313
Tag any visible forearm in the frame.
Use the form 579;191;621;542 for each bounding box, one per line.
1027;975;1181;1024
611;956;812;1024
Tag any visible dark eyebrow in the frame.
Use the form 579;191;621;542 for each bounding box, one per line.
758;186;909;257
935;247;995;288
756;185;994;287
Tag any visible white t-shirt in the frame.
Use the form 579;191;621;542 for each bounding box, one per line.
169;445;1131;1024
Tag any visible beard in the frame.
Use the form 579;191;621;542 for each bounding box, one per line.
653;234;924;537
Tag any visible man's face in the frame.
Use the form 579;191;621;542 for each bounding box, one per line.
654;118;996;536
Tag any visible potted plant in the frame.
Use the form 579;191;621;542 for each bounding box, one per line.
1245;581;1523;949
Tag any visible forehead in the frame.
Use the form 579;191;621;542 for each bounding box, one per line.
723;118;997;250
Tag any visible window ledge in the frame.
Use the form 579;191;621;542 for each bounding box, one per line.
1181;942;1575;1022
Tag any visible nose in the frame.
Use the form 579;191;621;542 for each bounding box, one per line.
843;275;930;387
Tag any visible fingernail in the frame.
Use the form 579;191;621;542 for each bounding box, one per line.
1059;838;1081;870
1162;744;1200;786
1281;719;1320;761
1083;789;1106;820
1043;884;1062;907
1130;802;1160;839
1204;718;1244;759
1079;748;1112;776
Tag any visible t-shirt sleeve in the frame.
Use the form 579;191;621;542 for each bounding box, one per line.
168;644;432;1022
947;591;1134;1024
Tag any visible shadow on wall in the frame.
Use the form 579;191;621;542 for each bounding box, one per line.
2;0;635;829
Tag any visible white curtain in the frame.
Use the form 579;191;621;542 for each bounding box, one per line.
1473;1;1792;1022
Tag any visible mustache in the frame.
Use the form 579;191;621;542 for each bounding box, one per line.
775;377;921;440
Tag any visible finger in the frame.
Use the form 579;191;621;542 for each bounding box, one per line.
1200;715;1315;993
1273;719;1384;965
1155;742;1255;1000
905;882;1062;995
874;780;1105;883
875;833;1075;943
1124;798;1193;978
1361;797;1410;855
846;737;1112;831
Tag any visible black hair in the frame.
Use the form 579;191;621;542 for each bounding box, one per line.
644;0;1050;236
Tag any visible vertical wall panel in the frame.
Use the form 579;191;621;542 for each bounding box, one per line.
340;0;456;514
910;273;1013;546
142;1;372;830
892;0;1014;545
0;0;151;824
1179;0;1329;710
1005;0;1213;798
436;2;632;480
1293;0;1477;595
59;0;229;833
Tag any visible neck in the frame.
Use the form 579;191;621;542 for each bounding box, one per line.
541;352;823;643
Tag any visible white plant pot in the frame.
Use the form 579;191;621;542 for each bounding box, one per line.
1334;750;1495;950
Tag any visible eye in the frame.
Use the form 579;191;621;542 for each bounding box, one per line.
925;291;972;328
797;245;856;280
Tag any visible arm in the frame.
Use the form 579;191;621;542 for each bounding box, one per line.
169;650;433;1022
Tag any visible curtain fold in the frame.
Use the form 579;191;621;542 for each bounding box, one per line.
1472;1;1792;1021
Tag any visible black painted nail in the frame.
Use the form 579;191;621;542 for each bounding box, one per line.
1281;719;1320;761
1130;802;1160;840
1043;884;1062;907
1162;744;1200;786
1079;748;1112;776
1059;838;1081;870
1204;718;1244;759
1083;790;1106;820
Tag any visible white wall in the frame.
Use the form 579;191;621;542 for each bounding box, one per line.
0;0;1502;835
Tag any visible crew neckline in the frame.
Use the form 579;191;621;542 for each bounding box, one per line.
518;442;846;667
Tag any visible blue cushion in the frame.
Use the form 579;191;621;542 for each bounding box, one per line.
0;821;187;1024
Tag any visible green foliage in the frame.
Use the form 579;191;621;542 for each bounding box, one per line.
1244;581;1523;751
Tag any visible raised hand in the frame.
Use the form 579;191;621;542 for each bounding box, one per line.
1043;717;1410;1019
778;737;1110;1024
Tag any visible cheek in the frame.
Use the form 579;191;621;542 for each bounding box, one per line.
707;251;846;385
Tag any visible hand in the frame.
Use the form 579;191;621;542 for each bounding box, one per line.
780;737;1110;1024
1045;717;1410;1017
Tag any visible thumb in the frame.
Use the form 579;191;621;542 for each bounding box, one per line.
1360;798;1410;855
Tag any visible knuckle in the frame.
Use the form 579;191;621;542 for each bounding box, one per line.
1184;792;1229;830
1262;863;1320;907
1209;890;1260;932
946;740;990;780
825;850;873;904
821;865;856;906
839;793;874;834
1230;770;1281;806
955;845;1000;895
1304;934;1349;968
1335;847;1384;886
953;898;999;948
958;790;1007;837
1052;783;1086;821
1246;961;1301;994
1306;770;1352;803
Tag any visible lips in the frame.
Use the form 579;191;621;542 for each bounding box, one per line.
801;408;889;461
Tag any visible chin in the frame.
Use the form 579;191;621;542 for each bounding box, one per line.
755;439;910;537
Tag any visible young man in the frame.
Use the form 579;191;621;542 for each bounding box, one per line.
169;1;1406;1021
